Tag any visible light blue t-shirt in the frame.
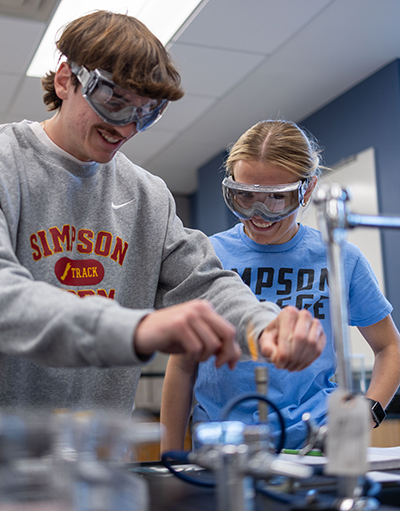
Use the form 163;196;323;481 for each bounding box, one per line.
193;223;392;449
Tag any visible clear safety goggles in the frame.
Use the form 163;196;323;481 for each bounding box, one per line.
70;62;169;130
222;176;309;222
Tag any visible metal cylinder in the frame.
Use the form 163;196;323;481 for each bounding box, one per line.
254;366;268;422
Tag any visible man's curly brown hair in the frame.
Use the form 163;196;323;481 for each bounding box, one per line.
42;10;184;111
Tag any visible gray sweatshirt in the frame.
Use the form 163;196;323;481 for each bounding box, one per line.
0;120;279;414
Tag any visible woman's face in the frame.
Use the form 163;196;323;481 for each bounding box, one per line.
232;160;313;245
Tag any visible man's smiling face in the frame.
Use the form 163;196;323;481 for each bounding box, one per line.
50;62;144;163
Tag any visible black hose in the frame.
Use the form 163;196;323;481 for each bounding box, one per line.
161;450;214;487
161;393;286;489
219;392;286;453
161;453;309;507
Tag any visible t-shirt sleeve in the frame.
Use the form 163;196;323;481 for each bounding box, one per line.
347;248;392;327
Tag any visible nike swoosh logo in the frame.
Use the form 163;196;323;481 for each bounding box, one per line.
112;199;134;210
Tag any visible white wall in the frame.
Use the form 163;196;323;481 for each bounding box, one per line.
301;147;384;370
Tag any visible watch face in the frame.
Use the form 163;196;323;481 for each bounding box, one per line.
366;399;386;427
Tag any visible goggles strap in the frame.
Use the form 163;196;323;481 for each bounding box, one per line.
70;63;105;97
299;180;310;206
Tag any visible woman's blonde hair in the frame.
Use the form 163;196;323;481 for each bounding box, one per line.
225;120;323;180
42;10;184;111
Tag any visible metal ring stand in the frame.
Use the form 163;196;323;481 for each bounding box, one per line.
314;183;400;511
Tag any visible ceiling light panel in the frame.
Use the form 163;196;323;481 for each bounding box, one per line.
27;0;207;78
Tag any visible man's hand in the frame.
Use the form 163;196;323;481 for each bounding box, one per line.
134;300;241;368
259;306;326;371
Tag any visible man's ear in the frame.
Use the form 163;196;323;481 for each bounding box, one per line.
54;62;73;101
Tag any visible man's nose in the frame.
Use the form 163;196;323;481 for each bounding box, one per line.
118;122;138;138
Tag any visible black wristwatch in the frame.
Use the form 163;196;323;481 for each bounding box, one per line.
365;398;386;428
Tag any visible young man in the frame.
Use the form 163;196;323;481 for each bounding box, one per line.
0;11;325;413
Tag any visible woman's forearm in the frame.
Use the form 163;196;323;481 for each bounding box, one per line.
160;355;198;453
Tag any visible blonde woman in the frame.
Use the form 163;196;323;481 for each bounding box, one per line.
161;120;400;451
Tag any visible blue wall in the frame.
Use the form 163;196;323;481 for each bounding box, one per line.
193;59;400;325
191;150;237;236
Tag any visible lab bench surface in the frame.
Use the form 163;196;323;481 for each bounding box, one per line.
128;462;400;511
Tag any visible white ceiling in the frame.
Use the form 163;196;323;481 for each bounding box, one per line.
2;0;400;194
